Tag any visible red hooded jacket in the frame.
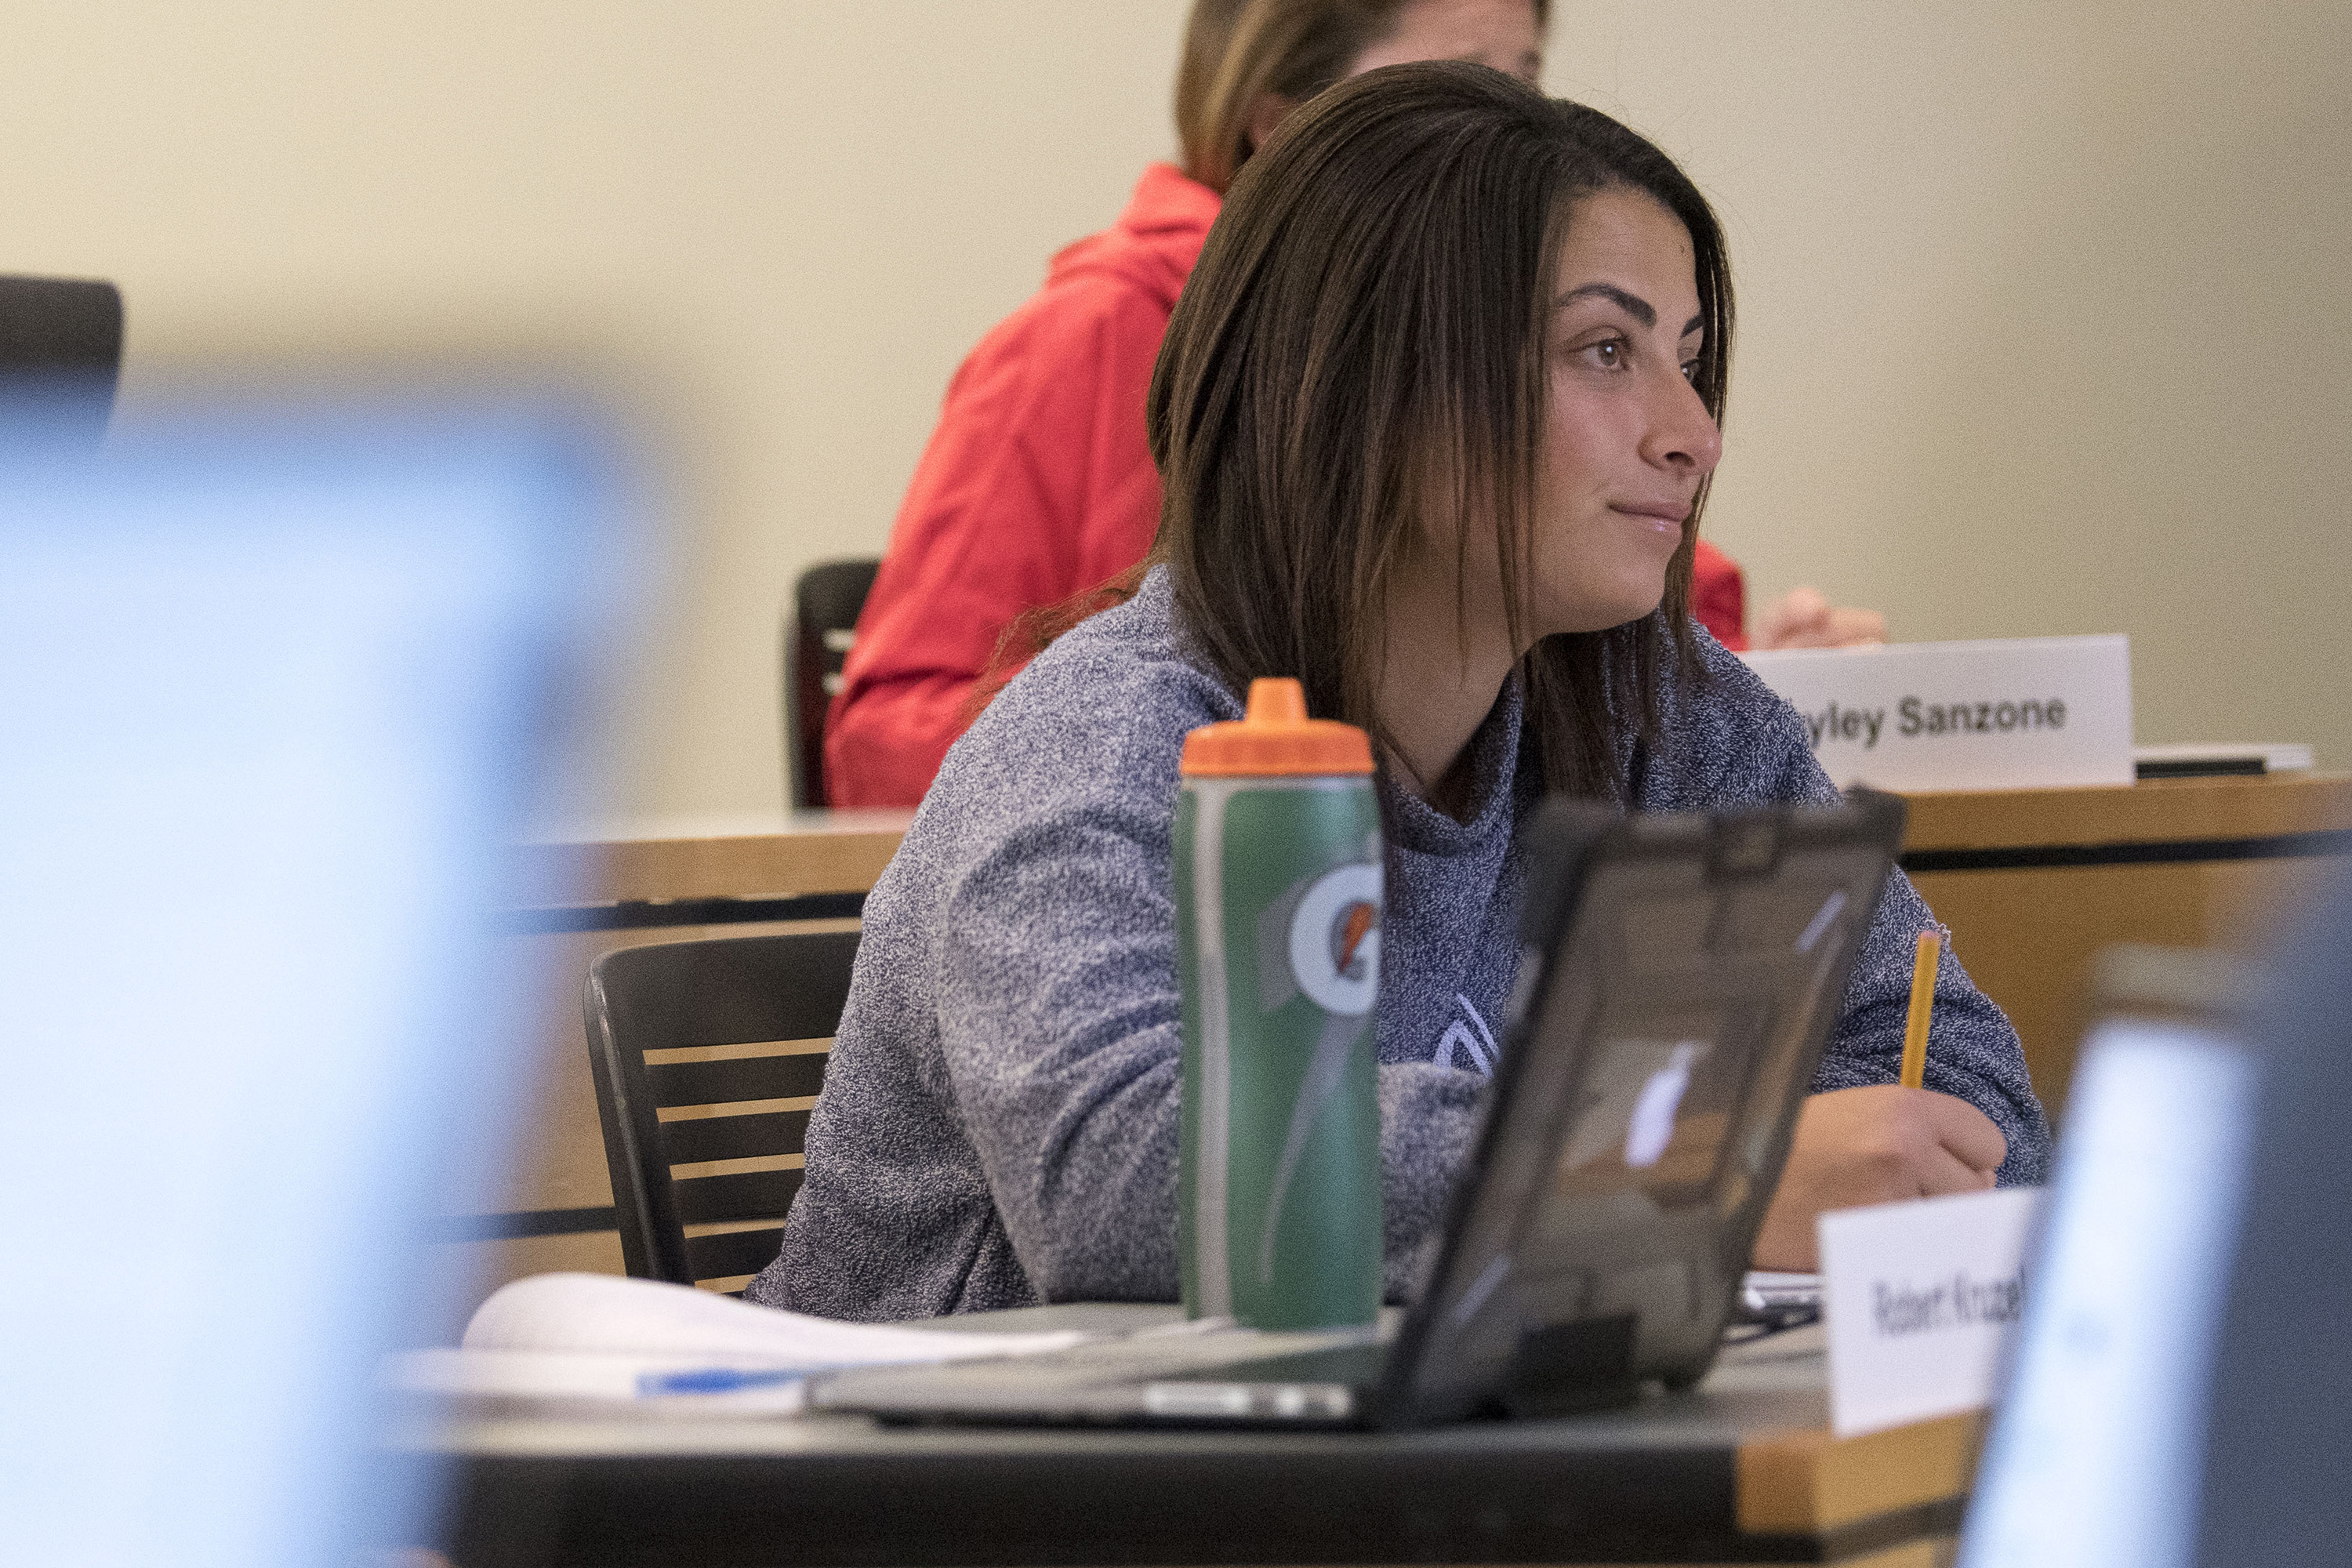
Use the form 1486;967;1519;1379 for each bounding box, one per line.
826;165;1748;808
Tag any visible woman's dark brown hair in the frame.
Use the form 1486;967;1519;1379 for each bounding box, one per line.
1174;0;1552;193
1150;61;1734;800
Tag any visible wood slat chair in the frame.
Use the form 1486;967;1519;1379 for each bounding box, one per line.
583;931;858;1291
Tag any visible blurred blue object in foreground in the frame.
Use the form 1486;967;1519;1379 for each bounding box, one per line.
2193;868;2352;1566
1963;865;2352;1566
1957;949;2256;1568
0;392;640;1567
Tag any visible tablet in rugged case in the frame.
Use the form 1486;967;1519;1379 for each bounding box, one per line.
1377;789;1904;1425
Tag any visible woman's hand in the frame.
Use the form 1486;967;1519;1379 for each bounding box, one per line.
1753;586;1886;649
1751;1086;2007;1270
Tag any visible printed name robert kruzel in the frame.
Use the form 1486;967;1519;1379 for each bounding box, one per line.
1805;696;2069;751
1871;1270;2026;1337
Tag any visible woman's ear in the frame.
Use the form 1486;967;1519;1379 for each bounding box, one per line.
1244;93;1296;159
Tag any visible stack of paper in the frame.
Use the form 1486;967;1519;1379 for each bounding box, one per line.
387;1272;1086;1416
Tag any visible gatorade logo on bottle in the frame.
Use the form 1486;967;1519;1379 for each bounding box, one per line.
1288;863;1380;1017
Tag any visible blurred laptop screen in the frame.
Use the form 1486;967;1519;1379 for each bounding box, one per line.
1958;1013;2256;1568
0;395;633;1566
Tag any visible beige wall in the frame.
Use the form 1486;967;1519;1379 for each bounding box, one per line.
1554;0;2352;775
5;1;2345;817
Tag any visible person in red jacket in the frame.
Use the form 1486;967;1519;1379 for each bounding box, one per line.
826;0;1878;808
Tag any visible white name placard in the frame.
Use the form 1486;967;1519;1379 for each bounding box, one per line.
1740;636;2132;791
1820;1186;2045;1437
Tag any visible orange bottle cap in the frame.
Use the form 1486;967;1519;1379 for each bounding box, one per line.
1180;677;1374;777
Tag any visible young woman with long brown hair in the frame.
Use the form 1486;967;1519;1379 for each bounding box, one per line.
752;64;2043;1321
822;0;1882;810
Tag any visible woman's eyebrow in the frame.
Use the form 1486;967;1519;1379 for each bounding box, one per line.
1555;282;1653;325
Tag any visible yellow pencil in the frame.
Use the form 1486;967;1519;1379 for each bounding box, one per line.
1900;930;1940;1089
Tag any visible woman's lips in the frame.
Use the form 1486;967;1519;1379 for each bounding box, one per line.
1610;502;1691;534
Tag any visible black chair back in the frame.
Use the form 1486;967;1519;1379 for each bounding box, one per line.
783;558;880;808
0;275;124;434
583;931;858;1290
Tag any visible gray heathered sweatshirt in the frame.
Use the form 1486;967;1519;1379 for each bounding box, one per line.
749;569;2051;1321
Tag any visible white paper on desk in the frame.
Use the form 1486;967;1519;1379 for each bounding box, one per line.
390;1347;812;1414
1819;1187;2043;1437
404;1272;1086;1410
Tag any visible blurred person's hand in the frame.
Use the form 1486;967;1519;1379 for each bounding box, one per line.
1755;586;1886;649
1751;1085;2005;1270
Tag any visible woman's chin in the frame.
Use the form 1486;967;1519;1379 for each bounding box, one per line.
1532;583;1669;638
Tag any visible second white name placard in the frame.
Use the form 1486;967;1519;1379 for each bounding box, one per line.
1740;635;2133;792
1820;1185;2045;1438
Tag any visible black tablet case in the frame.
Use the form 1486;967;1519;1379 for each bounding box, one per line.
1379;789;1904;1425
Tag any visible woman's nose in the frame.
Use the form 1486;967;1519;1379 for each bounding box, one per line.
1642;370;1723;477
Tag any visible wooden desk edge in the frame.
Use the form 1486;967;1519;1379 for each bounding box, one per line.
510;828;909;907
1898;772;2352;853
1737;1411;1983;1535
501;777;2350;909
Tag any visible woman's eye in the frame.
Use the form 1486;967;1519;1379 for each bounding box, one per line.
1681;358;1701;384
1584;339;1627;370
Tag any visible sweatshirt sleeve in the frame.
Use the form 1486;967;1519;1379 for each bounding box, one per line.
929;735;1486;1304
1812;868;2053;1185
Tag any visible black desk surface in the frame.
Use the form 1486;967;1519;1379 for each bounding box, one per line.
405;1307;1965;1568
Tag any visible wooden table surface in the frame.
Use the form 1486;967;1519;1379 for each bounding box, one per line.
1899;771;2352;855
1892;773;2350;1111
408;1320;1979;1568
510;808;914;911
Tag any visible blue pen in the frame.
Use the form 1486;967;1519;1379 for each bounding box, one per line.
637;1367;808;1396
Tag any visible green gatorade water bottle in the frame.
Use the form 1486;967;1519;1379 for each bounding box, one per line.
1174;677;1382;1330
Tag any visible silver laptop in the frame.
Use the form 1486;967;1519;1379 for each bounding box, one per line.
812;791;1906;1429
